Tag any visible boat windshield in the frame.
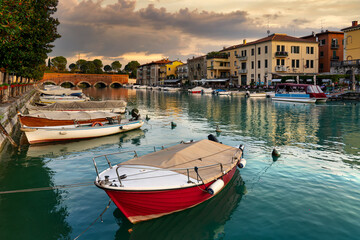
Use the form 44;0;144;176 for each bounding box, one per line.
307;85;324;94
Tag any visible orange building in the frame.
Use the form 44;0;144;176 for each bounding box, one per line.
302;30;344;73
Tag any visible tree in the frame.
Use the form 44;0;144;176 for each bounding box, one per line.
124;61;140;78
69;63;76;72
93;59;103;74
76;59;87;73
51;56;67;72
104;65;112;73
0;0;61;80
111;61;122;72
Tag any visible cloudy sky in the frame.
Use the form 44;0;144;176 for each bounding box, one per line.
50;0;359;66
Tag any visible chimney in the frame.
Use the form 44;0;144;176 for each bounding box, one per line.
352;21;358;27
243;39;247;44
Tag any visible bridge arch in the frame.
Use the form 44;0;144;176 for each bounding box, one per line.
77;81;92;88
60;81;76;88
43;80;57;86
94;81;108;88
110;82;122;88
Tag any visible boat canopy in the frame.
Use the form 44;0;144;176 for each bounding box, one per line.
271;79;282;83
120;140;241;184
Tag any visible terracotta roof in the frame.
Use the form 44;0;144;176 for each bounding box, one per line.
221;34;317;52
139;59;172;67
341;25;360;32
187;55;206;61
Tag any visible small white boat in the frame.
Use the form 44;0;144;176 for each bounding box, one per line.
39;95;89;104
215;89;231;96
188;86;204;93
245;91;267;98
202;88;213;94
21;119;144;144
163;87;180;92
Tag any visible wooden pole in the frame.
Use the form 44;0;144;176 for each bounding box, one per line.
0;122;18;148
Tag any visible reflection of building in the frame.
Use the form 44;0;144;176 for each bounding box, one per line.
302;31;344;73
342;20;360;60
221;34;319;86
187;56;207;83
137;59;172;85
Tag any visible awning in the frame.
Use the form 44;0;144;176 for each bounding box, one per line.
271;79;282;83
164;79;181;83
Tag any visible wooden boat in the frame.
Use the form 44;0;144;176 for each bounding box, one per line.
18;111;120;128
21;119;144;144
93;135;246;224
39;95;89;104
272;83;327;103
214;89;231;96
26;100;127;114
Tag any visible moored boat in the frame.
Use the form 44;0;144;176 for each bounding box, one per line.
93;135;246;224
215;89;231;96
18;111;120;128
272;83;327;103
245;91;267;98
26;100;127;114
39;95;89;104
21;119;144;144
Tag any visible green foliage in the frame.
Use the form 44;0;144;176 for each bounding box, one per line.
111;61;122;72
104;65;112;73
124;61;140;78
0;0;60;80
206;51;228;59
69;63;76;71
93;59;103;74
51;56;67;72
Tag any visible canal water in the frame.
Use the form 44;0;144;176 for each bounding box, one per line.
1;88;360;240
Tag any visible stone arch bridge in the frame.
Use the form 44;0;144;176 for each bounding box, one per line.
40;73;129;87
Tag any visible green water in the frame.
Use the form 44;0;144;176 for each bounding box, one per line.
1;88;360;240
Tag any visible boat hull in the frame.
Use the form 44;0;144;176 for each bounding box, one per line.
101;165;237;224
22;120;144;144
272;97;316;103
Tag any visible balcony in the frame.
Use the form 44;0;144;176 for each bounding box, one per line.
275;65;287;72
331;44;339;49
275;51;288;57
331;56;340;61
236;55;248;61
238;69;247;74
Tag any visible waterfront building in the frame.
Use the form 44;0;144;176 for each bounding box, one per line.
221;34;319;86
302;31;344;73
176;63;188;84
159;60;183;85
136;59;172;85
342;20;360;60
187;56;207;83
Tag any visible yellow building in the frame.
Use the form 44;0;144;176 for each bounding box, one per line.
342;20;360;60
221;34;319;86
158;60;183;84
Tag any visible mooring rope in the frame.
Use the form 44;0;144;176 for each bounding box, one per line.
0;181;94;195
73;198;112;240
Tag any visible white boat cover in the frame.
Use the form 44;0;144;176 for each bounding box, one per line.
38;86;83;95
26;111;119;120
119;140;241;184
27;100;127;111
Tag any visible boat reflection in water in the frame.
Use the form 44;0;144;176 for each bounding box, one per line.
113;170;246;240
23;129;146;158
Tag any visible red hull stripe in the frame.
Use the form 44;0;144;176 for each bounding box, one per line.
105;165;237;223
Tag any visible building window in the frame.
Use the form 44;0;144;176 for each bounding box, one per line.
296;60;299;68
320;63;324;69
228;52;230;57
251;61;254;69
310;60;314;68
211;72;213;77
258;60;261;68
244;50;247;56
265;59;268;68
251;48;254;56
311;47;314;54
277;45;280;52
234;71;237;76
258;47;261;55
291;46;300;53
320;39;326;45
306;60;309;68
265;46;268;54
320;51;324;57
242;62;246;69
235;51;237;56
258;74;261;81
292;59;295;68
168;68;171;71
234;61;237;66
276;59;280;66
281;59;284;65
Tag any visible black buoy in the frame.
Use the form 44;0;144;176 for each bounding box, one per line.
208;134;219;143
272;148;281;161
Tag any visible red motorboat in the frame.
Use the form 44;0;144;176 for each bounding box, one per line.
93;136;246;224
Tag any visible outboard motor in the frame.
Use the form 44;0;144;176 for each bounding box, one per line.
131;108;140;120
208;134;219;143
